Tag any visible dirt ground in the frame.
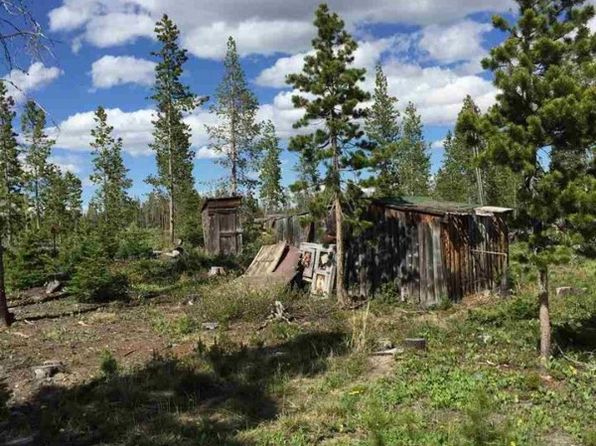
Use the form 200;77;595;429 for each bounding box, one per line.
1;292;202;404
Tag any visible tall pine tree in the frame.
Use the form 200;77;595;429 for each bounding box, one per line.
483;0;595;363
0;81;23;326
455;95;486;205
364;63;400;196
434;131;474;202
397;102;430;196
90;106;132;237
258;120;285;212
148;15;198;244
287;4;370;303
21;100;54;230
206;36;260;195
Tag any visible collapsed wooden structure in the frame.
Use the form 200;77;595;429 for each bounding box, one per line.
266;197;511;306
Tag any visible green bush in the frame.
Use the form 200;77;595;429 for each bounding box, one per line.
5;229;53;290
459;389;511;445
115;225;155;260
100;349;119;378
469;295;538;326
67;235;128;302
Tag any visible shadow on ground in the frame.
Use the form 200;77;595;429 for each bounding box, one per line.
553;314;596;354
0;331;348;445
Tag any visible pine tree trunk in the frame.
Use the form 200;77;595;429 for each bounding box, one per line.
538;266;550;365
331;135;348;304
230;115;238;195
0;243;13;328
335;193;347;304
35;175;41;230
168;106;175;245
473;145;484;205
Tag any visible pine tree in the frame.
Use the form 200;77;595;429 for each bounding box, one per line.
398;102;430;196
483;0;595;363
44;166;67;251
63;171;82;230
43;167;82;247
148;15;198;245
258;120;285;212
364;63;400;196
287;4;370;303
90;106;132;237
455;95;486;205
206;36;260;194
434;131;473;202
0;81;23;326
21;100;54;230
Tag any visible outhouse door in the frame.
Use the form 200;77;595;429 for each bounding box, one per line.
217;210;242;255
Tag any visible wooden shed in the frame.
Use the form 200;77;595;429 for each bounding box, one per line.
344;198;511;305
267;197;511;306
201;196;243;256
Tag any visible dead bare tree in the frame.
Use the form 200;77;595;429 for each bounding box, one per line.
0;0;52;71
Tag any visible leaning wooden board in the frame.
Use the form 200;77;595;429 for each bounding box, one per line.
244;242;288;276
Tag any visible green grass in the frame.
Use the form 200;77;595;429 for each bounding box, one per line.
1;255;594;445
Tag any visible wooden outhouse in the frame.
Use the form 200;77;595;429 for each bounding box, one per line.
201;196;243;256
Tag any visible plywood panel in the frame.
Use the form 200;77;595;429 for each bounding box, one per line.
245;242;287;276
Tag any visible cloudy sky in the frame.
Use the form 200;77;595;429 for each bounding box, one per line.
5;0;524;202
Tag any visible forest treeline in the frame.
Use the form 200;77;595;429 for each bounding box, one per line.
0;2;593;363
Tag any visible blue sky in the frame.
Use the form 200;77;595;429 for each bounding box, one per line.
3;0;522;204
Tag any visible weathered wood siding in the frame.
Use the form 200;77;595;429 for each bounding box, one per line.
344;204;508;306
202;197;243;256
269;214;318;247
441;213;508;300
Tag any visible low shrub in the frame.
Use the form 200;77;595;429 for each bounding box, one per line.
99;350;119;378
198;282;288;323
468;295;538;326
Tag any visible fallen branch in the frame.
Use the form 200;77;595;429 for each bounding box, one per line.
555;343;596;372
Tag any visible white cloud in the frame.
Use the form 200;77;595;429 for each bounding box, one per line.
83;13;155;48
182;20;314;59
430;139;446;150
419;20;492;74
91;55;155;89
48;0;513;57
378;60;497;125
196;146;222;159
256;37;394;88
48;106;222;158
48;107;155;156
48;0;98;31
49;154;85;173
3;63;63;102
255;52;307;88
258;53;497;130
